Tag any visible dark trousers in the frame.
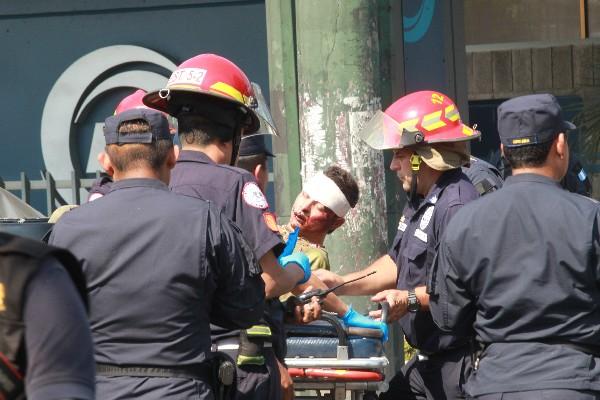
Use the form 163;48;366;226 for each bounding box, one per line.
473;390;600;400
379;346;472;400
234;348;282;400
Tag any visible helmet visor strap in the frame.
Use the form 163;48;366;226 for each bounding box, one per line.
408;154;421;205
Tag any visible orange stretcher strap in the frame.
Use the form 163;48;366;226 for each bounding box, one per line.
288;367;383;381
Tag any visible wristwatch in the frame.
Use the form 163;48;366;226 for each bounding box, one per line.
407;289;420;313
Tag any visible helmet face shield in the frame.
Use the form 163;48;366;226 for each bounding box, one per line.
358;110;423;150
247;82;278;137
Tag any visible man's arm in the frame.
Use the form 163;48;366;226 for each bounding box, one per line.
210;210;266;329
260;250;306;299
314;254;398;296
24;257;95;400
428;237;475;333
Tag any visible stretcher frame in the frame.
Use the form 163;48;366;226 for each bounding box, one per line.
285;312;389;400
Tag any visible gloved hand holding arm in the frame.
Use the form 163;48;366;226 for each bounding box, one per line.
342;306;389;342
278;228;311;285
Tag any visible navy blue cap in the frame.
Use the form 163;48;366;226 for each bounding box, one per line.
497;94;575;148
239;134;274;157
104;108;172;145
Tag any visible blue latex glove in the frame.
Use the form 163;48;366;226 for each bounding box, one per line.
280;227;300;257
342;306;389;342
279;252;311;285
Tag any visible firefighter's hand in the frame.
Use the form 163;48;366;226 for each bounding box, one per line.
276;358;294;400
370;289;408;322
293;294;321;324
313;269;344;289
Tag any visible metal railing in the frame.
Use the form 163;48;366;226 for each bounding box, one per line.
0;171;102;214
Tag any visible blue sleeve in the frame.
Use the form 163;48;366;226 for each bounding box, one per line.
24;257;95;400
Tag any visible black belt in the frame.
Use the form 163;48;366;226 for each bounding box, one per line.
96;363;212;380
478;340;600;358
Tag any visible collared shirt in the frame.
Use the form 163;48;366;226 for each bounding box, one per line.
430;173;600;395
170;150;283;259
50;178;264;399
389;168;479;354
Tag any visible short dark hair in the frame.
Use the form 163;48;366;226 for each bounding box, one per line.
177;114;228;146
323;165;359;208
503;139;554;169
105;119;172;172
237;154;267;174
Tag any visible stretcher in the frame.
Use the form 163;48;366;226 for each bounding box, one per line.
285;310;389;400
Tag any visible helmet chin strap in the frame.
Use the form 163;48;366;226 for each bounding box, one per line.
408;153;422;206
230;123;242;166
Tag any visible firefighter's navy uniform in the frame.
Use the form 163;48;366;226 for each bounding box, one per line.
462;156;503;196
380;168;479;400
170;150;286;400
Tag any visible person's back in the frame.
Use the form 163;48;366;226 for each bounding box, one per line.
430;93;600;399
50;109;264;399
171;152;269;242
53;182;262;360
437;172;600;396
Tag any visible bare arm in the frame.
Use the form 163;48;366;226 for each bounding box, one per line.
260;250;304;299
292;275;349;317
315;254;398;296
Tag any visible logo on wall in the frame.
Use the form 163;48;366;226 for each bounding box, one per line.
403;0;435;43
40;45;176;196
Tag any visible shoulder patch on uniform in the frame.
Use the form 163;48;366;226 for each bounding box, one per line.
414;229;428;243
242;182;268;209
263;212;279;232
419;205;435;230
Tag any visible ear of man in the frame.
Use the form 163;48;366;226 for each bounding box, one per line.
99;151;115;176
252;162;263;183
165;146;177;170
555;133;568;160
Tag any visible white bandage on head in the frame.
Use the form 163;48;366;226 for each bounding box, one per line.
303;173;352;217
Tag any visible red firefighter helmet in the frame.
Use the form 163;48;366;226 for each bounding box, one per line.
359;90;480;150
143;54;261;134
115;89;178;134
114;89;148;115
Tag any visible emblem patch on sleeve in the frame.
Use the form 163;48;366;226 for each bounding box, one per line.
263;212;279;232
419;206;435;231
242;182;269;209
